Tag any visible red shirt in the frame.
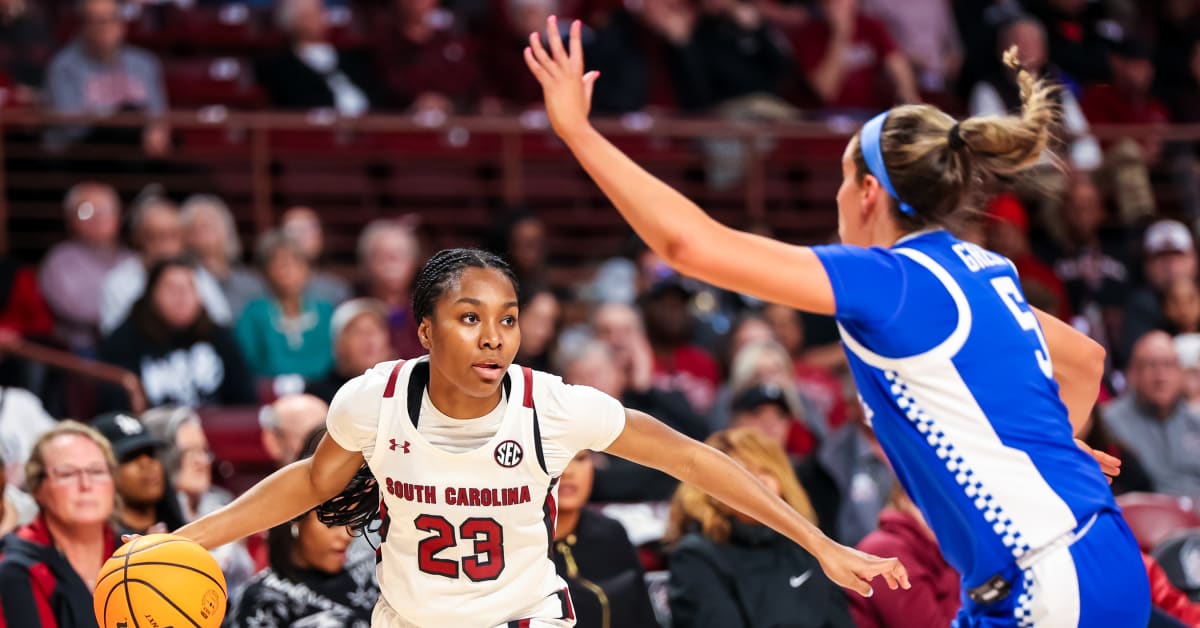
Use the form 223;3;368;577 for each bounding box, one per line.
1014;254;1073;322
373;23;482;111
790;14;898;110
0;266;53;338
793;361;848;429
1081;84;1170;127
652;345;720;414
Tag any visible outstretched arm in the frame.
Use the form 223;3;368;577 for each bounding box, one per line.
173;435;365;550
604;409;910;597
525;17;838;316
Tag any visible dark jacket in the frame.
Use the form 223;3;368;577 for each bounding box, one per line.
848;508;960;628
553;509;659;628
668;521;854;628
0;515;119;627
256;47;376;111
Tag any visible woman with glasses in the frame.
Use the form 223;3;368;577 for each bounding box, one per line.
0;420;120;627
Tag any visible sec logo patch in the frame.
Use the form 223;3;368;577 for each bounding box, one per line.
494;440;524;468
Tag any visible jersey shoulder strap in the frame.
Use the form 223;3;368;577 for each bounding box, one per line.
524;366;548;475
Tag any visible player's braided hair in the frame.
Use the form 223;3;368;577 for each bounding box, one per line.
313;248;519;537
411;248;520;323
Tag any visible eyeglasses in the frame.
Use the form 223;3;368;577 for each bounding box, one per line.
44;465;112;486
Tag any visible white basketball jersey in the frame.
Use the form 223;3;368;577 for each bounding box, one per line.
365;358;574;627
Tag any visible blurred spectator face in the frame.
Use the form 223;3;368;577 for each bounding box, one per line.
68;184;121;248
33;434;114;528
284;0;328;43
336;312;391;376
81;0;125;59
1004;21;1047;74
518;292;560;359
1147;251;1198;292
557;450;594;514
363;227;419;297
1164;278;1200;333
295;511;353;573
138;203;185;261
114;449;164;509
184;202;232;261
730;317;774;361
731;403;791;450
763;304;803;356
1111;54;1154;96
264;395;329;467
988;222;1028;259
1128;332;1184;412
593;303;644;359
266;246;310;300
1064;176;1103;241
509;217;546;276
152;266;202;330
642;288;691;347
172;421;212;500
281;207;324;262
563;344;624;399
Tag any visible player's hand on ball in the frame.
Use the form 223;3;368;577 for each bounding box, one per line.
817;541;910;598
524;16;600;141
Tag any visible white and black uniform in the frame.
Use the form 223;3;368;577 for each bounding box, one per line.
326;357;627;628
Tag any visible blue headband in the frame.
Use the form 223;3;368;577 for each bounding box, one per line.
860;111;915;216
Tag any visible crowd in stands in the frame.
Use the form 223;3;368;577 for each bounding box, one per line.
0;0;1200;626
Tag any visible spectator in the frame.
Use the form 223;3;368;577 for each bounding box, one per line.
230;429;378;627
0;0;53;97
235;230;335;380
553;450;660;628
1022;0;1113;85
763;303;848;429
357;219;423;358
516;287;560;373
848;483;960;628
180;194;265;319
98;193;232;337
983;193;1072;320
666;428;852;628
91;411;186;537
557;336;707;501
257;0;375;116
0;385;57;507
1145;553;1200;626
140;406;256;602
968;16;1101;172
306;298;393;404
1101;331;1200;496
1162;278;1200;336
98;259;256;411
44;0;169;156
860;0;961;95
479;0;559;110
487;209;549;299
0;454;16;536
638;278;721;414
729;383;808;459
372;0;481;113
1082;36;1169;163
280;206;352;306
1176;333;1200;415
0;254;53;382
580;0;676;113
716;340;826;458
38;182;134;353
789;0;920;113
258;394;330;467
0;421;120;627
1120;220;1199;365
1047;172;1127;354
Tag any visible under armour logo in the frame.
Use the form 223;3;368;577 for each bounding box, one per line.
390;439;410;454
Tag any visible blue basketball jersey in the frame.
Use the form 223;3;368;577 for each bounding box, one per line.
812;229;1116;590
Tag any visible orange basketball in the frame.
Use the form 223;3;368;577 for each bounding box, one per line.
93;533;227;628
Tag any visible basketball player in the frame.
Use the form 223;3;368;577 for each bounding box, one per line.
524;17;1150;627
170;249;908;627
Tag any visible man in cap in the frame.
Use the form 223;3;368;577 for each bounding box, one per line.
1120;219;1198;364
92;411;182;536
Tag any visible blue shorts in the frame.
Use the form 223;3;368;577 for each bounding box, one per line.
953;510;1151;628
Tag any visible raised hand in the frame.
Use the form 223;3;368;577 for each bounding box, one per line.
816;540;911;598
523;16;600;141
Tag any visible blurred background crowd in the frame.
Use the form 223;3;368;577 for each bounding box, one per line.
1;0;1200;626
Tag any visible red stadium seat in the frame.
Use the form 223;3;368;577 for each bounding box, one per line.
164;57;266;109
1117;492;1200;552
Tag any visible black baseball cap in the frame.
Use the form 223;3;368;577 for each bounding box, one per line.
92;411;162;462
731;384;793;416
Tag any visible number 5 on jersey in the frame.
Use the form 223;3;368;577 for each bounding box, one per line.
415;515;505;581
991;276;1053;378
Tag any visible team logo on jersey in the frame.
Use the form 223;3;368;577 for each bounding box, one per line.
390;439;411;454
494;440;523;468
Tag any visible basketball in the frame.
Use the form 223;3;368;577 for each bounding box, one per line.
93;534;227;628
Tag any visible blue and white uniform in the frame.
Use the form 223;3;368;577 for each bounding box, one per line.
813;230;1150;628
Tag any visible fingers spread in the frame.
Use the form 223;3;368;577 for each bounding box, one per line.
524;47;549;82
546;16;569;62
569;19;584;72
528;32;555;75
